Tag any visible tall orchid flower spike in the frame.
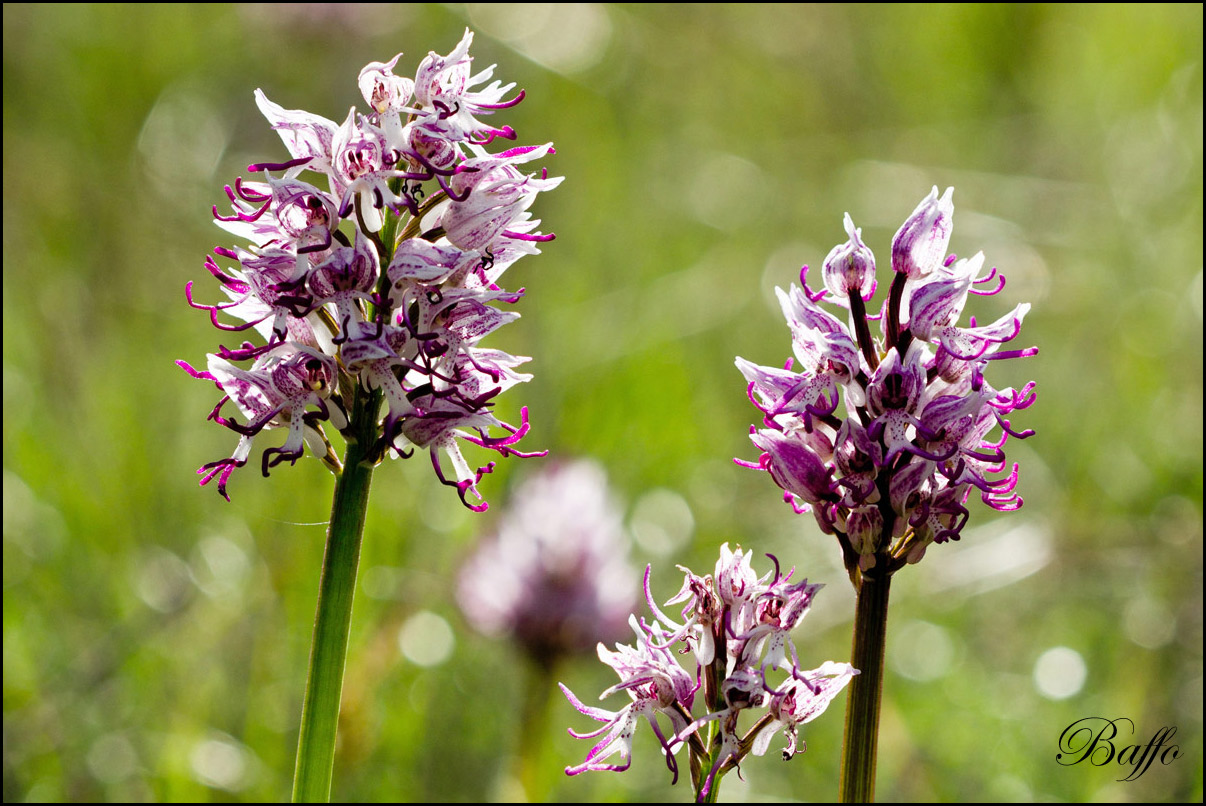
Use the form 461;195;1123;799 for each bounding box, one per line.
182;27;556;509
562;544;855;802
178;31;559;803
735;188;1036;801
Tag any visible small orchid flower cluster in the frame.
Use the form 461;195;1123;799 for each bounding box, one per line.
561;544;856;801
457;459;637;666
178;30;560;509
737;188;1037;578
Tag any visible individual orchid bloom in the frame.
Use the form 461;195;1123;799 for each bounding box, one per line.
602;617;700;714
397;397;542;512
562;616;697;780
337;319;416;441
182;31;557;507
843;505;884;571
188;247;301;345
737;188;1036;579
359;53;416;114
747;427;836;516
744;575;823;672
564;545;852;802
714;542;762;611
648;564;720;666
330;108;408;232
260;174;342;253
177;345;342;500
864;343;930;465
413;28;476;107
386;238;466;288
751;661;860;760
735;356;802;418
436;145;562;252
412;28;525;144
908;251;1033;374
447;347;533;404
832;419;882;506
888;458;936;532
254;89;339;180
771;285;863;416
357;53;415;155
305;230;380;336
212;174;341;258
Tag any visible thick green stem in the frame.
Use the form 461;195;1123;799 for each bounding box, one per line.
839;571;892;803
292;388;380;802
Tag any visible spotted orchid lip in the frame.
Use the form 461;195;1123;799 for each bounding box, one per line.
182;31;559;508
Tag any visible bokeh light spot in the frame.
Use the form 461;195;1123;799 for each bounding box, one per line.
468;3;612;75
630;488;694;556
134;546;194;614
1123;595;1176;649
399;610;455;667
86;732;138;784
189;734;250;792
1033;646;1087;700
891;620;957;682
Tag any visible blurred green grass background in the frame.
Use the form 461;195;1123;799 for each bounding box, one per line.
3;3;1201;802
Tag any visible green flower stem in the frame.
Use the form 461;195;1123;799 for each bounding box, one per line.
516;657;556;801
700;749;723;805
839;570;892;803
292;386;381;803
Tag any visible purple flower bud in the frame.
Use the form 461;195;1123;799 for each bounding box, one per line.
822;213;877;299
846;505;883;557
891;186;954;278
750;428;835;509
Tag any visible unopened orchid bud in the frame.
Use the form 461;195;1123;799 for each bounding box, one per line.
891;185;954;278
823;213;877;299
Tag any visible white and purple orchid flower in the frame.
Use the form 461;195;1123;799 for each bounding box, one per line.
180;29;558;509
737;188;1037;574
561;545;856;800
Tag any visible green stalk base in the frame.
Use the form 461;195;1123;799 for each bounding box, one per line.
291;393;379;802
839;572;892;803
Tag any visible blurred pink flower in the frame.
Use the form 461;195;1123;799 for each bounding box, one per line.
457;459;637;666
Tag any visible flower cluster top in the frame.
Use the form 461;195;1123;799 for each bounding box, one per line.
561;544;856;799
737;188;1037;577
178;30;560;509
